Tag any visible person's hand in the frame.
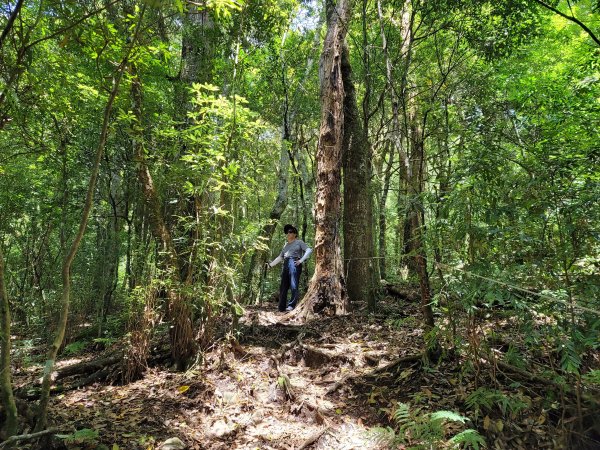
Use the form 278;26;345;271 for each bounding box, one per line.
265;262;271;268
294;260;301;266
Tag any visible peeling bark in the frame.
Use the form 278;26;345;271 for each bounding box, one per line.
297;0;352;318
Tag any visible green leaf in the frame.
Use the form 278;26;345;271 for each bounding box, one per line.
448;429;486;450
430;410;469;424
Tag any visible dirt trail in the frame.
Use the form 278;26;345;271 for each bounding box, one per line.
30;299;421;449
14;295;594;449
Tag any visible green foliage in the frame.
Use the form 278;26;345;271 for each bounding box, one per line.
93;337;117;349
582;370;600;385
448;429;487;450
465;388;530;418
504;345;527;369
369;402;485;449
63;340;89;356
55;428;100;445
559;339;582;374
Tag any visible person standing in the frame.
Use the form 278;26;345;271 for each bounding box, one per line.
268;224;313;311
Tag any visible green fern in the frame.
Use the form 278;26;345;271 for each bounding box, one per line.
368;402;485;449
559;339;582;374
465;388;496;414
466;387;529;418
430;410;469;424
582;369;600;385
393;402;411;424
367;426;397;447
449;429;486;449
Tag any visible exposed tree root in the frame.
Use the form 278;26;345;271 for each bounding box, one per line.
485;358;600;406
297;426;330;450
15;349;172;400
326;353;422;394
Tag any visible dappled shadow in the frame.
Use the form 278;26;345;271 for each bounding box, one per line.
14;294;598;449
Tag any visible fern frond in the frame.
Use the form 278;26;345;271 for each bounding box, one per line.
367;426;397;446
430;410;469;424
448;428;486;449
393;402;411;424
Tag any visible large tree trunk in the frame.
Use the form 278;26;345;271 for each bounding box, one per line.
296;0;352;318
131;67;196;371
0;248;18;439
173;5;218;283
341;44;376;308
176;5;216;117
34;7;146;430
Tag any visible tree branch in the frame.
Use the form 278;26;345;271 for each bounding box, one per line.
0;0;24;51
532;0;600;47
0;428;59;449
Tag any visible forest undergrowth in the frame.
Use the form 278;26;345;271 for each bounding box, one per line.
7;291;600;450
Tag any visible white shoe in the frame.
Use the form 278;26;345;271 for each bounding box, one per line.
286;306;294;311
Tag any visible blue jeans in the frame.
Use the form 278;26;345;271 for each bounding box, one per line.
279;258;302;311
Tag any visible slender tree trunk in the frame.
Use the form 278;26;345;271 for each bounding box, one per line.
407;123;434;329
341;44;376;308
393;0;436;332
297;0;352;318
433;97;452;283
0;247;18;439
98;180;121;336
131;66;196;371
378;0;414;278
378;143;394;279
35;8;146;431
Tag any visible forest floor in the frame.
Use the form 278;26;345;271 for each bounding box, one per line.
10;292;600;449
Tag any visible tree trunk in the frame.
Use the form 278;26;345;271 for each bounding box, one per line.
341;44;376;308
131;66;196;371
390;0;436;332
378;0;415;279
35;7;146;431
407;125;435;329
296;0;352;318
173;5;218;284
0;248;18;439
175;5;216;118
377;143;394;280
